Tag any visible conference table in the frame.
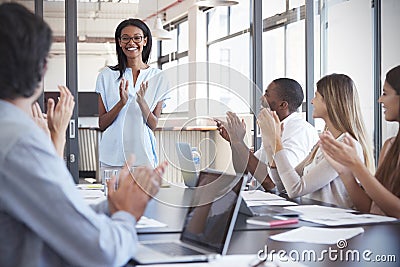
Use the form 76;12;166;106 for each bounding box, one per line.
129;186;400;267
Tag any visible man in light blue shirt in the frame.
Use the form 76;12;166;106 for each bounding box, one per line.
0;3;165;267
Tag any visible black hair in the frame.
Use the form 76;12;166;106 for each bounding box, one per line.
272;78;304;112
0;3;52;100
110;18;153;79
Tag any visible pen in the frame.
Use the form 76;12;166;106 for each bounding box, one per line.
267;218;299;227
246;217;299;227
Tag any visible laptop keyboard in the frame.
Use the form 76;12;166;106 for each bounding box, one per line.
145;243;204;256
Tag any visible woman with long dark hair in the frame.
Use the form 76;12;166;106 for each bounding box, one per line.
320;65;400;218
96;19;168;168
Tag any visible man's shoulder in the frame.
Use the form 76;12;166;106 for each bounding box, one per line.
0;102;48;158
285;113;317;131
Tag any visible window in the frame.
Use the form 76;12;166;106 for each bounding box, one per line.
208;33;250;115
178;21;188;53
207;7;228;42
206;2;251;116
262;2;306;113
159;19;189;114
230;0;249;33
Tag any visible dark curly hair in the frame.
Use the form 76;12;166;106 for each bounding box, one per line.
0;3;52;100
110;18;153;80
272;78;304;113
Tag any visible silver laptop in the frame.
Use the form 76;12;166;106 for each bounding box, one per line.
133;170;246;265
176;142;199;187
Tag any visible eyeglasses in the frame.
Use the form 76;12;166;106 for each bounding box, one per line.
120;35;144;44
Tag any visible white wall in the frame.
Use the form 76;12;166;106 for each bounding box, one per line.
44;43;117;92
325;0;374;139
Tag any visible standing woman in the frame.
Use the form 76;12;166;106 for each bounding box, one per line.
258;74;375;208
96;19;168;168
320;65;400;218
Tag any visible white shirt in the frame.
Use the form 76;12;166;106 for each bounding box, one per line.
273;133;364;208
96;67;169;167
254;112;319;190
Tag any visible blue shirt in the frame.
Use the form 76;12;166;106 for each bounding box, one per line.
96;67;169;167
0;100;138;267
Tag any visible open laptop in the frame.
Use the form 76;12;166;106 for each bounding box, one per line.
176;142;199;187
239;198;300;217
133;170;246;265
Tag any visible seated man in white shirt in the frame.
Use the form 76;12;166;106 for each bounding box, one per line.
216;78;318;191
0;3;166;267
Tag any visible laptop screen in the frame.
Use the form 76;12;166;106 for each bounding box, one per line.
180;170;244;253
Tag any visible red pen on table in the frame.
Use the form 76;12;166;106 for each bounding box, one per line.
246;216;299;227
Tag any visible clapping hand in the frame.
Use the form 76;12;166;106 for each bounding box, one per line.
319;131;361;171
214;112;246;143
107;156;167;221
47;85;75;137
214;118;230;142
225;111;247;143
136;81;148;105
119;78;129;106
257;108;282;153
31;85;74;157
31;102;50;136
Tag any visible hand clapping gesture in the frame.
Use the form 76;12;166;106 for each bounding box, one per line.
319;131;360;175
226;111;247;143
47;85;75;138
31;85;74;157
136;81;148;105
214;118;230;142
119;78;129;106
257;108;283;160
31;102;50;136
107;156;167;221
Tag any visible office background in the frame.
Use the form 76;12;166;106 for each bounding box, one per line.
5;0;400;182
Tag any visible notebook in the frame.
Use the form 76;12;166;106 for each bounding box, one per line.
133;170;246;265
176;142;199;187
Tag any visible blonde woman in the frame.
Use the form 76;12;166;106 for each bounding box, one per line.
320;66;400;218
258;74;374;208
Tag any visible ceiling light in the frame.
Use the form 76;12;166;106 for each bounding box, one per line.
194;0;239;7
152;17;172;40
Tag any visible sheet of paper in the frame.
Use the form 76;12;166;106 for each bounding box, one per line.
241;191;285;201
136;254;306;267
78;188;106;205
76;184;104;190
284;205;354;214
247;200;298;207
136;216;167;229
77;188;168;228
270;226;364;244
300;213;397;226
